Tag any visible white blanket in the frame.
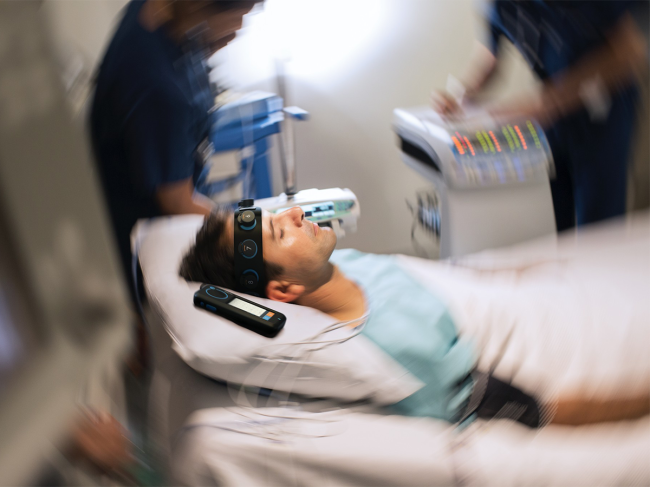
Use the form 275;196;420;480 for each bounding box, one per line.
400;212;650;402
172;212;650;486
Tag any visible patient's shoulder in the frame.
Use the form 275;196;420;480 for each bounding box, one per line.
330;250;400;290
330;249;395;265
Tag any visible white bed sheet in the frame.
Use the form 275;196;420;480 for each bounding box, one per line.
399;212;650;402
161;212;650;486
174;408;650;487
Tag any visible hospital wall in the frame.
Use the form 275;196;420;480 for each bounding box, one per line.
214;0;547;255
42;0;649;256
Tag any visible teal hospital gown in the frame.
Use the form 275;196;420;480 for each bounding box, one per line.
330;249;476;422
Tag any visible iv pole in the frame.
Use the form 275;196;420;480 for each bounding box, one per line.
275;57;308;200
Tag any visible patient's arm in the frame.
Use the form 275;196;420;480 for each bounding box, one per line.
552;394;650;425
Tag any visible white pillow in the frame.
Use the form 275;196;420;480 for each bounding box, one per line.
132;215;423;405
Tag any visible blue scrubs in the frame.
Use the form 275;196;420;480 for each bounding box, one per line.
91;0;214;300
488;1;638;231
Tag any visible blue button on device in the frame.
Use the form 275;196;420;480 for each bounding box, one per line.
206;288;228;299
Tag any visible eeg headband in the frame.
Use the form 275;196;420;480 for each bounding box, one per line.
233;199;267;297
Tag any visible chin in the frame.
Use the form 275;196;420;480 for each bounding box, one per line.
324;232;337;257
320;225;336;242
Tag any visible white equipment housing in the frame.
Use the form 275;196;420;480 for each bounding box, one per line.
394;107;556;258
257;187;359;238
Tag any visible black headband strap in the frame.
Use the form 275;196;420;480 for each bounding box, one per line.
233;199;267;297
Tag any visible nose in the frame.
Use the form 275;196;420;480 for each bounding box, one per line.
284;206;304;226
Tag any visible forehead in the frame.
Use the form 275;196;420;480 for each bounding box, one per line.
261;210;273;235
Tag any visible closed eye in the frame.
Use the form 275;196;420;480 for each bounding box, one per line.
280;229;284;239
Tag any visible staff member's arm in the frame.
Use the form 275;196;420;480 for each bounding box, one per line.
156;178;213;216
493;13;646;127
125;84;215;217
431;42;499;116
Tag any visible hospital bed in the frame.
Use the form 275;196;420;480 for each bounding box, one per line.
135;212;650;486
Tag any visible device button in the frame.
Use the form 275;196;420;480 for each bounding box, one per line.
206;304;217;312
263;315;271;321
241;269;259;290
239;239;257;259
206;287;229;299
241;274;259;289
240;210;255;223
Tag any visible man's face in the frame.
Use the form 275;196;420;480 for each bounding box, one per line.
261;207;337;282
226;206;337;285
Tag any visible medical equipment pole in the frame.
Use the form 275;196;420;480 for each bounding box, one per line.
275;58;308;198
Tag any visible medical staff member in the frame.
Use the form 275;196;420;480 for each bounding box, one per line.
433;1;646;231
91;0;262;302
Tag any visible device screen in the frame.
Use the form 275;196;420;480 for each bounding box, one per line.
301;202;335;218
229;297;266;317
276;201;336;222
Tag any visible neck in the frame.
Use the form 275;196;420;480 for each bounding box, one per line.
139;0;184;44
296;265;365;322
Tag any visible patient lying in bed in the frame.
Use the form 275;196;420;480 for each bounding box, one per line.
179;207;650;428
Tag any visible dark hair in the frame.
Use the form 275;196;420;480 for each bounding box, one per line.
179;207;282;289
186;0;264;11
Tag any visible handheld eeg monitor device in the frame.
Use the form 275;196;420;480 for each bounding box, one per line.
234;199;267;297
194;285;285;338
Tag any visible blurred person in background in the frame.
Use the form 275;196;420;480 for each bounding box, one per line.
91;0;262;307
89;2;262;476
433;1;647;232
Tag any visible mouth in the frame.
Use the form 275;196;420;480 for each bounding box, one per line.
312;221;319;236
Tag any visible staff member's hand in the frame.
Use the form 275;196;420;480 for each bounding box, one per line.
431;89;463;117
69;409;133;475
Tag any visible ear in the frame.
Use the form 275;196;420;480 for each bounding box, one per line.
266;280;305;303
